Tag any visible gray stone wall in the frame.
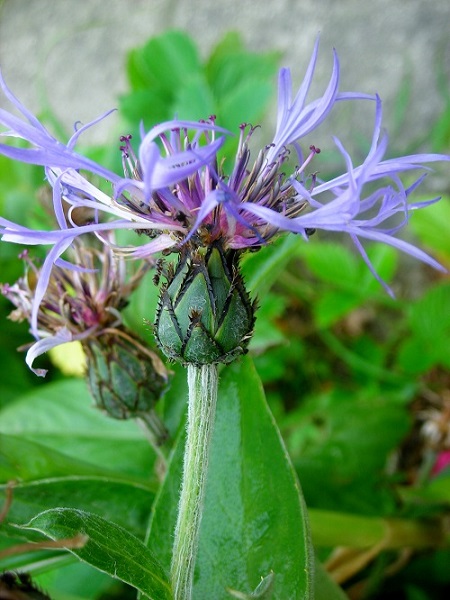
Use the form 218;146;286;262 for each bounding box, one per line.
0;0;449;149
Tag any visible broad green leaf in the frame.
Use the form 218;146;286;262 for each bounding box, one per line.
309;509;387;549
148;356;314;599
398;283;450;373
313;290;361;329
0;434;142;483
309;508;443;551
0;379;155;478
299;241;397;298
173;74;216;121
300;242;359;286
396;337;435;375
18;508;171;600
119;89;171;128
122;29;279;164
206;32;279;158
298;242;398;327
1;477;154;541
408;283;450;341
217;79;273;132
127;30;201;92
285;388;410;515
196;357;313;598
123;30;203;132
206;32;280;102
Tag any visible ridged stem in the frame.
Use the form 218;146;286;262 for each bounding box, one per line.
171;364;218;600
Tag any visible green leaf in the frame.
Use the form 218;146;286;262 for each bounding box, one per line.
0;379;155;478
297;241;398;326
286;388;410;515
196;358;313;598
0;434;141;482
148;356;314;599
300;241;397;296
250;292;287;353
313;290;361;329
409;197;450;261
241;235;302;297
397;337;435;375
309;508;443;551
300;242;359;286
35;560;118;600
126;30;201;92
398;283;450;373
122;30;204;131
217;79;273;132
18;508;172;600
206;32;280;102
119;89;172;128
173;74;216;121
409;283;450;344
205;32;280;158
1;477;153;541
121;29;279;164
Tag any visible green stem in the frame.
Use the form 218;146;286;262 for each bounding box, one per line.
171;364;218;600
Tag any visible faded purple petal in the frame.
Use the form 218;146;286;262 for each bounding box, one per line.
25;327;74;377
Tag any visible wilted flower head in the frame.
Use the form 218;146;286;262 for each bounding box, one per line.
0;38;448;311
1;239;145;372
2;238;170;439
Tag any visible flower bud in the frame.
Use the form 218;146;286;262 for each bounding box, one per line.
84;329;169;444
154;242;256;365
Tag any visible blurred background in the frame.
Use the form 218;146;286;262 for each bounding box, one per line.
0;0;449;147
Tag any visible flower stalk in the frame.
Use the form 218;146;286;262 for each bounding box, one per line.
171;363;219;600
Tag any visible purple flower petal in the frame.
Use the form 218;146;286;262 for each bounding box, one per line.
25;327;74;377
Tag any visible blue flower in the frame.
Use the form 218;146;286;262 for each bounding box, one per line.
0;39;448;313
